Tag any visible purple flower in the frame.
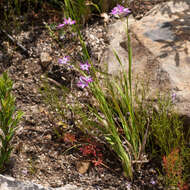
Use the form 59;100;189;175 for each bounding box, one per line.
22;169;28;175
150;178;156;185
110;4;131;16
57;17;75;29
64;17;76;25
171;93;177;103
110;7;119;15
77;76;93;88
80;62;91;71
58;56;70;65
126;183;131;190
77;81;88;88
57;23;65;29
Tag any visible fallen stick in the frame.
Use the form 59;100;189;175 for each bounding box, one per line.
0;28;29;57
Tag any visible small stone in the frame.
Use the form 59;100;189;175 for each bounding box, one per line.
101;13;110;23
40;52;52;69
0;182;9;190
44;134;51;141
89;34;95;40
75;161;90;174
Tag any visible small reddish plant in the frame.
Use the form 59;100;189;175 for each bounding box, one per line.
63;133;76;144
162;148;185;189
92;156;103;166
178;183;189;190
80;139;103;166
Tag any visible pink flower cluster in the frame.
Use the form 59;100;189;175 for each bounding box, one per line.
110;4;131;16
58;58;93;88
77;61;93;89
57;17;76;29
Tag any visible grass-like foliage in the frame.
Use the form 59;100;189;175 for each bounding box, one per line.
79;20;141;179
40;2;189;185
0;72;23;172
147;95;184;157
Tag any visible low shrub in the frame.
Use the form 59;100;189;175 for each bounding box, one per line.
0;72;23;171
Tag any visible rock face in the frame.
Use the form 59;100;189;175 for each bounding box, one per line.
102;0;190;119
0;174;83;190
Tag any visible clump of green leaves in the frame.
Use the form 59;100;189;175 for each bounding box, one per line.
74;15;145;179
0;72;23;171
134;91;189;187
147;95;185;157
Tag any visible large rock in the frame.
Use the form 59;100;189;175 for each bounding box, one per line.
101;0;190;120
0;174;83;190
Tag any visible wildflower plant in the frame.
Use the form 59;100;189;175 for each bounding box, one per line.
0;72;23;171
41;1;189;183
73;4;188;180
72;5;143;179
56;17;76;43
162;148;187;189
64;17;76;25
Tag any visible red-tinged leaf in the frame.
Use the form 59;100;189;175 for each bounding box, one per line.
92;157;103;166
63;133;76;143
80;145;96;156
178;183;189;190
